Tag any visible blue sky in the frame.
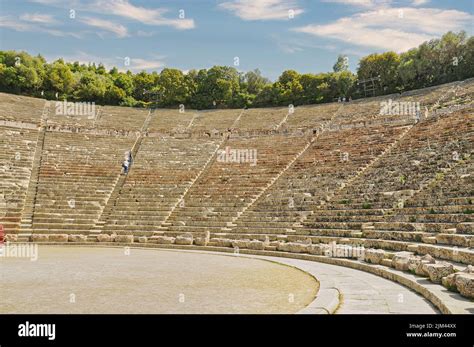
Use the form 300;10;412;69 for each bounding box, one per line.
0;0;473;80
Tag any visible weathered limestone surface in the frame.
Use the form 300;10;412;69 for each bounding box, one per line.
364;249;385;264
175;233;193;245
97;234;111;242
422;262;455;283
48;234;69;242
248;240;265;250
68;235;87;242
31;234;49;242
232;239;250;249
5;234;18;242
194;231;210;246
455;273;474;298
392;252;413;271
442;265;474;298
150;236;175;245
210;238;232;247
115;235;134;243
408;254;435;276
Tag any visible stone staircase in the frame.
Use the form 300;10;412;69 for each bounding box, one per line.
158;108;248;232
318;122;415;209
403;153;472;209
18;101;50;240
90;109;155;235
229;105;345;230
274;110;291;130
159;134;231;231
231;131;323;225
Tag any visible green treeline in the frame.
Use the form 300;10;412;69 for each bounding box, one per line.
0;31;472;110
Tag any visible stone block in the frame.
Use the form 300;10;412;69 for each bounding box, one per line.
31;234;49;242
232;239;250;249
97;234;111;242
68;234;87;242
455;273;474;299
364;249;385;264
115;235;134;243
422;262;455;283
151;236;175;244
49;234;69;242
248;240;265;250
175;233;193;245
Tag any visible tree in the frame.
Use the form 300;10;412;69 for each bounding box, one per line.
459;36;474;80
276;70;303;105
333;55;349;72
156;68;189;106
398;48;419;91
104;84;127;105
184;69;198;105
74;70;107;102
133;71;157;102
0;51;44;93
357;52;400;94
329;71;356;100
254;84;281;107
243;69;270;95
299;73;335;104
435;31;468;83
113;72;134;96
45;59;75;97
193;66;240;109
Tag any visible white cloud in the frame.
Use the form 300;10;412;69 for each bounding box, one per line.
0;16;34;31
279;45;303;54
293;7;473;52
79;16;128;38
271;35;337;54
29;0;65;4
130;58;165;71
322;0;430;8
19;13;58;25
93;0;195;30
219;0;303;21
0;15;81;38
321;0;385;7
29;0;195;30
411;0;430;5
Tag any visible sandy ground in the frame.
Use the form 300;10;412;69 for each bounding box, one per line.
0;246;318;314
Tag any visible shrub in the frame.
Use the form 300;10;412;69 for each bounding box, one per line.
362;202;372;209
